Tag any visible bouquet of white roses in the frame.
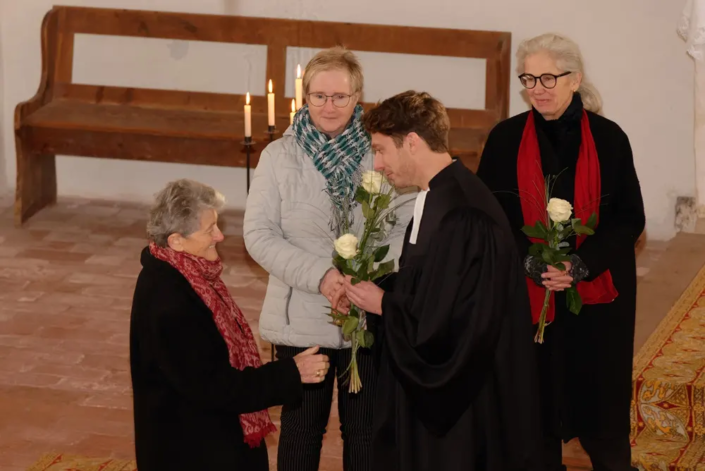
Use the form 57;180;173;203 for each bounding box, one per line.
521;177;597;344
329;170;399;393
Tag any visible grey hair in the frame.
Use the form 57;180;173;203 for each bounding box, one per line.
516;33;603;114
147;179;226;247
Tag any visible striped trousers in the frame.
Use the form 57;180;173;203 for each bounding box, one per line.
275;345;376;471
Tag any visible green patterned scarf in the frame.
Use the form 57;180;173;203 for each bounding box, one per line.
293;104;370;233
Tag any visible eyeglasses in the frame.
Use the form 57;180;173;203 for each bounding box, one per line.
307;93;354;108
518;72;572;89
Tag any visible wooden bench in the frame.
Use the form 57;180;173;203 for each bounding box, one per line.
14;5;511;226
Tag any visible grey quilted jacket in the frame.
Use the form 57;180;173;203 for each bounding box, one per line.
243;126;414;349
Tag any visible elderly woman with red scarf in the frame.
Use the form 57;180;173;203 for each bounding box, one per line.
477;34;645;471
129;179;330;470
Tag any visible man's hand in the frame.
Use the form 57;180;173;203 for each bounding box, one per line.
320;269;344;304
343;276;384;315
542;262;573;291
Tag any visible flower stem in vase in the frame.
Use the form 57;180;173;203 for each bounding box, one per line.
534;289;551;344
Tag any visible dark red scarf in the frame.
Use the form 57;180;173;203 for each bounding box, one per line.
149;242;276;447
517;110;618;324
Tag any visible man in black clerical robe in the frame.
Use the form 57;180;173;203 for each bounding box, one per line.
342;91;543;471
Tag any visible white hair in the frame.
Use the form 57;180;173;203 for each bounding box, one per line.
147;179;225;247
516;33;602;114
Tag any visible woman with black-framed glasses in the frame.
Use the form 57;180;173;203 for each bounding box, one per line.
477;33;644;471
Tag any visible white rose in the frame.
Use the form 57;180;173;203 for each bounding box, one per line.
361;171;385;194
546;198;573;223
334;233;359;259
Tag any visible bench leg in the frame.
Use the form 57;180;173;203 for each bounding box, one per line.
14;139;57;227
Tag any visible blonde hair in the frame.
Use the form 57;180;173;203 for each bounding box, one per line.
516;33;602;114
303;46;364;95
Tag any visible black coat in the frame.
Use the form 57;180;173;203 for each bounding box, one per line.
129;247;303;470
373;161;543;470
476;97;645;442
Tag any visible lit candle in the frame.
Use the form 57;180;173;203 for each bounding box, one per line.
290;99;296;125
267;79;275;127
244;92;252;138
295;64;303;110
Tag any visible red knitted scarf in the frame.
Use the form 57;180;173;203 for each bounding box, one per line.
517;110;618;324
149;242;276;447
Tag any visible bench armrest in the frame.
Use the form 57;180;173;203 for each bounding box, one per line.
15;8;62;132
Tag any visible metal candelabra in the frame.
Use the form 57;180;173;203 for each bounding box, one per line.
242;136;254;194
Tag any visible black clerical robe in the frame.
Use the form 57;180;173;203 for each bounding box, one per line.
373;160;543;471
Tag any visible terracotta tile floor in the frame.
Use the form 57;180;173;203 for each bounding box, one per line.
0;193;671;470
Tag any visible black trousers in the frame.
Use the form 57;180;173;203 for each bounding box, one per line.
543;436;637;471
275;345;376;471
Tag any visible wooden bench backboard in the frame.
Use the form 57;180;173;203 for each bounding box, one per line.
14;5;511;225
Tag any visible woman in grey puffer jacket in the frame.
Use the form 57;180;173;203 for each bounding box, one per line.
243;47;411;471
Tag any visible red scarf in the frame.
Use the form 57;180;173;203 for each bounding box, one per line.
517;110;618;324
149;242;276;447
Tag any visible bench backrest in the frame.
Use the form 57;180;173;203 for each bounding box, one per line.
39;6;510;130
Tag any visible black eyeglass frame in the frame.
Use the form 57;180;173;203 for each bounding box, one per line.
518;71;572;89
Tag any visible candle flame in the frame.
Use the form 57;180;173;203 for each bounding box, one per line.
246;92;250;105
297;64;301;78
268;79;273;93
291;99;296;112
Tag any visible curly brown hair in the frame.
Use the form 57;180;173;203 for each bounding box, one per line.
361;91;450;153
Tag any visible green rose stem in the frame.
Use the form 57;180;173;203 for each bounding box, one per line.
535;289;551;344
330;172;400;393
